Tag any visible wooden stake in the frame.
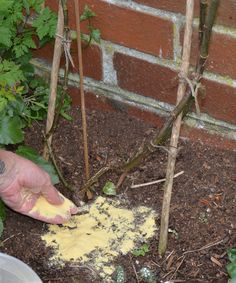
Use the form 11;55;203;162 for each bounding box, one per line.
43;3;64;160
158;0;194;256
73;0;90;180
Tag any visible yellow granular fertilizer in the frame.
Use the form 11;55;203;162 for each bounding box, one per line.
30;193;75;219
42;196;157;281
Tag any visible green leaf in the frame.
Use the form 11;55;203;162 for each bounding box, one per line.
132;243;150;256
28;0;44;13
32;7;57;39
80;5;96;21
0;199;6;221
0;97;8;112
16;146;60;185
0;26;13;47
0;60;24;86
90;28;101;43
0;0;13;12
0;218;4;238
102;181;116;196
115;266;125;283
59;111;73;121
229;278;236;283
227;262;236;279
0;116;24;145
22;0;30;14
228;249;236;263
13;34;36;58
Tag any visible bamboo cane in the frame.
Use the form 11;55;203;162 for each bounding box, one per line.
81;0;220;194
158;0;195;256
43;2;64;160
73;0;90;180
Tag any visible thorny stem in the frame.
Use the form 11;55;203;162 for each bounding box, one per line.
199;0;208;48
197;0;220;74
80;0;220;192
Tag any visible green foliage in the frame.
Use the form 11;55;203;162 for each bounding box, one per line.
0;199;6;238
0;200;6;221
0;0;61;147
115;266;125;283
32;7;57;40
227;249;236;281
0;116;24;145
102;181;116;196
0;0;73;147
80;5;101;46
16;146;59;185
132;243;150;257
139;267;156;283
0;60;25;86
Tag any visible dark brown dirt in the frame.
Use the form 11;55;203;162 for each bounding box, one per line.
1;107;236;283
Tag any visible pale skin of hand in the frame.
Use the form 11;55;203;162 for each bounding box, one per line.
0;150;78;224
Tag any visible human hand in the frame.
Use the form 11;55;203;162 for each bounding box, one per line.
0;150;78;224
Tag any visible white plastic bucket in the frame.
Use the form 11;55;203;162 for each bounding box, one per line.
0;252;42;283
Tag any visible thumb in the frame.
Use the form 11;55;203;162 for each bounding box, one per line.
41;185;64;205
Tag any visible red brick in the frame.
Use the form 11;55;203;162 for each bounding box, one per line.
114;52;178;105
113;53;236;124
134;0;236;29
45;0;173;59
181;125;236;151
200;79;236;124
33;40;103;81
182;29;236;79
68;87;236;151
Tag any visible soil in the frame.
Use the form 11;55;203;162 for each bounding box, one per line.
1;107;236;283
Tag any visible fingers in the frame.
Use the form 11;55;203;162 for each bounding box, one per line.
27;194;78;224
27;210;72;224
40;185;64;205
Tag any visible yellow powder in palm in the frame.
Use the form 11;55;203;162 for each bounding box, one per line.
30;194;75;218
42;196;158;281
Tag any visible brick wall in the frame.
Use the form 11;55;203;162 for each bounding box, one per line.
33;0;236;147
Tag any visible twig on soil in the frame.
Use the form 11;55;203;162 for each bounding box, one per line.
116;171;128;189
70;264;99;278
1;233;21;245
183;238;224;255
81;166;112;192
131;171;184;189
170;255;186;280
43;131;75;191
129;255;140;283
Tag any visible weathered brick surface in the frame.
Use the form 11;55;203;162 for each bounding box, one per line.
200;79;236;125
181;125;236;151
114;53;236;124
68;87;236;150
33;41;103;81
134;0;236;28
46;0;173;59
113;52;178;105
181;29;236;79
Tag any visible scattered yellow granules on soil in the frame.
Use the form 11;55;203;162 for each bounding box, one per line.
42;196;157;281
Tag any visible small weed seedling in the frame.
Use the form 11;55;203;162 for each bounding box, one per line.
132;243;150;257
227;248;236;283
